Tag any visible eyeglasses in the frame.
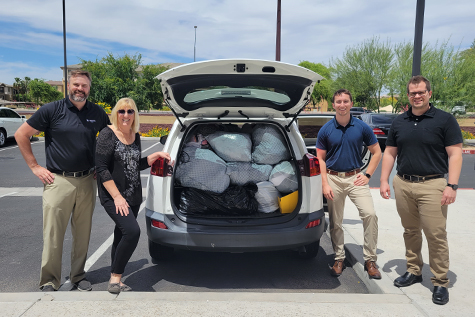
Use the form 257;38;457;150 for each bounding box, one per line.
118;109;135;115
408;90;428;98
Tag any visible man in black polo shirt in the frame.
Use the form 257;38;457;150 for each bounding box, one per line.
15;70;110;292
380;75;463;305
317;89;382;279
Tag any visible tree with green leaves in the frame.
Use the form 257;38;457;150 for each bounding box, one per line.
29;79;63;105
13;77;31;102
129;64;169;111
330;37;394;112
80;53;168;111
298;61;333;107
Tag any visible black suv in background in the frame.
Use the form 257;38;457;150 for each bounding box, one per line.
359;113;398;151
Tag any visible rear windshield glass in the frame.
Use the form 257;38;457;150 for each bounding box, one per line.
372;115;398;124
184;87;291;105
166;74;312;111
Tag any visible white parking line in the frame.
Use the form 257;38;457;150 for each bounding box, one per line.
83;144;155;272
0;140;44;152
84;201;146;272
142;141;162;153
0;192;18;198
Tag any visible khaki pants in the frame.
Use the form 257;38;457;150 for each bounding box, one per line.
327;174;378;262
39;173;96;290
393;175;449;287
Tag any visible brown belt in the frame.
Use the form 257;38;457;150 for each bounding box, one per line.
327;168;361;177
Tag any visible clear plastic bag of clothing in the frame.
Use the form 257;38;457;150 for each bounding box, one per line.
206;131;252;162
175;145;230;193
255;181;280;213
226;162;273;186
251;124;291;164
269;161;298;194
178;184;259;216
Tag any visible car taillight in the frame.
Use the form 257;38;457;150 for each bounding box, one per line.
299;153;321;177
373;128;385;135
305;219;321;229
151;220;168;229
150;157;171;177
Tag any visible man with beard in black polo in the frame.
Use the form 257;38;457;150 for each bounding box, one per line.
15;70;110;292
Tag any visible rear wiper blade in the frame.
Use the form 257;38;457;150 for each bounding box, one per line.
238;110;249;119
217;110;229;119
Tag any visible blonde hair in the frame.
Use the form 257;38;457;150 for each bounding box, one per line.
110;98;140;133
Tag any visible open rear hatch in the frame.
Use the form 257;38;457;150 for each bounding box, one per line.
157;59;323;121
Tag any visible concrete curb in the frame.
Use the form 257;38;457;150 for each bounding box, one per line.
324;220;402;295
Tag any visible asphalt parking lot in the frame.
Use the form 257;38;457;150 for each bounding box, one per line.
0;139;368;294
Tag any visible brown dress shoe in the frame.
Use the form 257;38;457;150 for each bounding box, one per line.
365;261;382;279
331;260;345;277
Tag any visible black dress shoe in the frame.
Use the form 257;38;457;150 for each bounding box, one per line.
432;286;449;305
394;272;423;287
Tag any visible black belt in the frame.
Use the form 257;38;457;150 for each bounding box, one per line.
397;172;444;183
49;168;95;178
327;168;361;177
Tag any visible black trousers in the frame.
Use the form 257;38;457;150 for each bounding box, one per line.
102;200;141;275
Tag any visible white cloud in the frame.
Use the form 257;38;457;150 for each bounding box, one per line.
0;0;474;84
0;60;63;84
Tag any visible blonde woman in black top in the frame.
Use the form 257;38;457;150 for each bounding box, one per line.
96;98;171;294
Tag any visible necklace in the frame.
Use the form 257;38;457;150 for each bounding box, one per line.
115;126;134;144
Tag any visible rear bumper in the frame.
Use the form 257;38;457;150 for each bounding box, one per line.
145;208;326;252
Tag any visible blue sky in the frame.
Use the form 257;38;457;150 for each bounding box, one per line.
0;0;474;85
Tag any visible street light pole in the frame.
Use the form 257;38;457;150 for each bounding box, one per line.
194;26;197;62
276;0;281;61
62;0;68;97
412;0;425;76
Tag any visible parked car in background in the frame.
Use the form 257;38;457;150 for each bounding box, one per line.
0;107;27;147
451;105;466;116
145;59;327;261
359;112;399;151
349;107;366;116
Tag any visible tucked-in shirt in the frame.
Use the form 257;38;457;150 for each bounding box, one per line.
27;98;110;171
95;126;149;206
386;105;463;176
316;115;377;171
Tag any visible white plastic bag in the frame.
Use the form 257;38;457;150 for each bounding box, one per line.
255;181;280;213
269;161;298;194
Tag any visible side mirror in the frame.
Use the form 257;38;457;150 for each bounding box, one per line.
21;115;26;119
160;135;168;145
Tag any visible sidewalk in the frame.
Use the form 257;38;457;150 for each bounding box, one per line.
0;190;473;316
339;188;474;316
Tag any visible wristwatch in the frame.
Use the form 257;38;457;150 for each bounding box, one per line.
447;183;458;190
365;173;372;179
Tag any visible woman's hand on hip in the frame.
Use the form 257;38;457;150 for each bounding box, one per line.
114;195;130;216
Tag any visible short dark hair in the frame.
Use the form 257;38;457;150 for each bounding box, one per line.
406;75;431;93
68;70;92;83
332;89;353;103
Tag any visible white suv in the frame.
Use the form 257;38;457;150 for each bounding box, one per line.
145;59;326;260
0;107;27;147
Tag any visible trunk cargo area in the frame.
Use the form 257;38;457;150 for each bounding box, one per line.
172;121;301;220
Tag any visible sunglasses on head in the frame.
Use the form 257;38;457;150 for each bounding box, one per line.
118;109;135;115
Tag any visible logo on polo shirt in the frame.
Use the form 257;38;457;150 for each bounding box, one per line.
86;119;96;123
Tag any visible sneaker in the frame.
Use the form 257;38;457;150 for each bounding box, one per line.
75;278;92;291
41;285;56;292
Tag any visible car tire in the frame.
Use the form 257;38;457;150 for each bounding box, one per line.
0;129;6;147
148;239;174;260
294;240;320;259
